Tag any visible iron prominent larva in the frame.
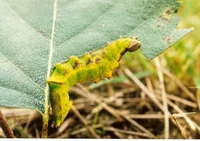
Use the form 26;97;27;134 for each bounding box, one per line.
47;37;141;127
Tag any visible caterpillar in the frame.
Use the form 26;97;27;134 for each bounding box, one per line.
47;36;141;127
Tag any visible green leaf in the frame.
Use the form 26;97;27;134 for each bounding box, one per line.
0;0;192;116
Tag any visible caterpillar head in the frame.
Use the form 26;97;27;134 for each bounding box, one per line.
126;37;141;52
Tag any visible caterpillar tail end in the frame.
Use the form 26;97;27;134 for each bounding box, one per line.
51;101;73;128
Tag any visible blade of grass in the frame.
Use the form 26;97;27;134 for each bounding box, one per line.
154;57;169;139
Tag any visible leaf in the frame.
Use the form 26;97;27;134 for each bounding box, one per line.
0;0;192;116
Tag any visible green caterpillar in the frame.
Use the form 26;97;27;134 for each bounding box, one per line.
47;37;141;127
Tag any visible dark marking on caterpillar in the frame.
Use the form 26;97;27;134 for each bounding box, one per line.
47;36;141;127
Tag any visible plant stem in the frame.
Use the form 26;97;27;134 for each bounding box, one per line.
41;114;49;138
